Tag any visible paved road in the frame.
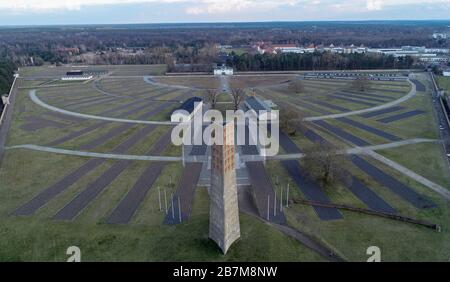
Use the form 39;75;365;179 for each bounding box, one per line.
377;110;426;123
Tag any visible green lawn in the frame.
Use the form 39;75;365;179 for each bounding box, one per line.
377;142;450;190
437;76;450;93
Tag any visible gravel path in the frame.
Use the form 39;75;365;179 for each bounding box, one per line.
30;90;174;125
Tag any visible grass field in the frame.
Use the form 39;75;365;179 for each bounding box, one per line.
437;76;450;93
154;76;220;89
1;67;449;261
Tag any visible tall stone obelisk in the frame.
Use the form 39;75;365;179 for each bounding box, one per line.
209;122;241;254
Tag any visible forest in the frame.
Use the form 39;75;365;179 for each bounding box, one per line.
0;21;448;71
0;60;15;95
226;52;414;71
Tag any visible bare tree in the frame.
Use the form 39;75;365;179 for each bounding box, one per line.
352;76;370;92
288;80;305;94
230;88;246;111
301;142;351;187
204;89;219;109
279;106;306;136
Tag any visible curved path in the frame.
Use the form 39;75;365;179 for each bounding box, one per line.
304;77;417;121
30;90;174;125
6;144;181;162
91;79;124;98
144;76;192;90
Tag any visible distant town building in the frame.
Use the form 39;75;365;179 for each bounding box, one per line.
209;122;240;254
66;70;84;76
272;44;305;54
433;33;449;39
214;65;234;76
444;68;450;77
61;75;93;81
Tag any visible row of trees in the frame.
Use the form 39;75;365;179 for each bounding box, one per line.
1;22;444;68
226;52;415;72
0;60;16;94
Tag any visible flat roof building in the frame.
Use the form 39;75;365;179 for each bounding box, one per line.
171;97;203;122
244;96;277;121
66;70;83;76
444;69;450;77
214;65;234;76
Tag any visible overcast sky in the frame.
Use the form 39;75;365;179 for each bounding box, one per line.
1;0;450;25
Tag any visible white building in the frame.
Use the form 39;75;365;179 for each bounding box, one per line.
61;75;93;81
419;57;449;63
1;95;9;105
214;66;234;76
444;69;450;77
433;33;448;39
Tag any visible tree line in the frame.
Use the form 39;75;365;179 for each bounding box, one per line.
0;22;446;68
0;60;16;95
226;52;414;72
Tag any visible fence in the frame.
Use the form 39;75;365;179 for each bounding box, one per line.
0;74;18;126
293;199;441;232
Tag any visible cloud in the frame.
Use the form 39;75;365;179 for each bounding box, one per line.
0;0;449;16
0;0;183;11
185;0;300;15
366;0;450;11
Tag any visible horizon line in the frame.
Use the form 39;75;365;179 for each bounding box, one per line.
1;19;450;28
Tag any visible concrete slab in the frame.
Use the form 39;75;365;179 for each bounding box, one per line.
351;155;436;209
313;120;371;147
359;106;404;118
377;110;426;124
336;117;401;142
